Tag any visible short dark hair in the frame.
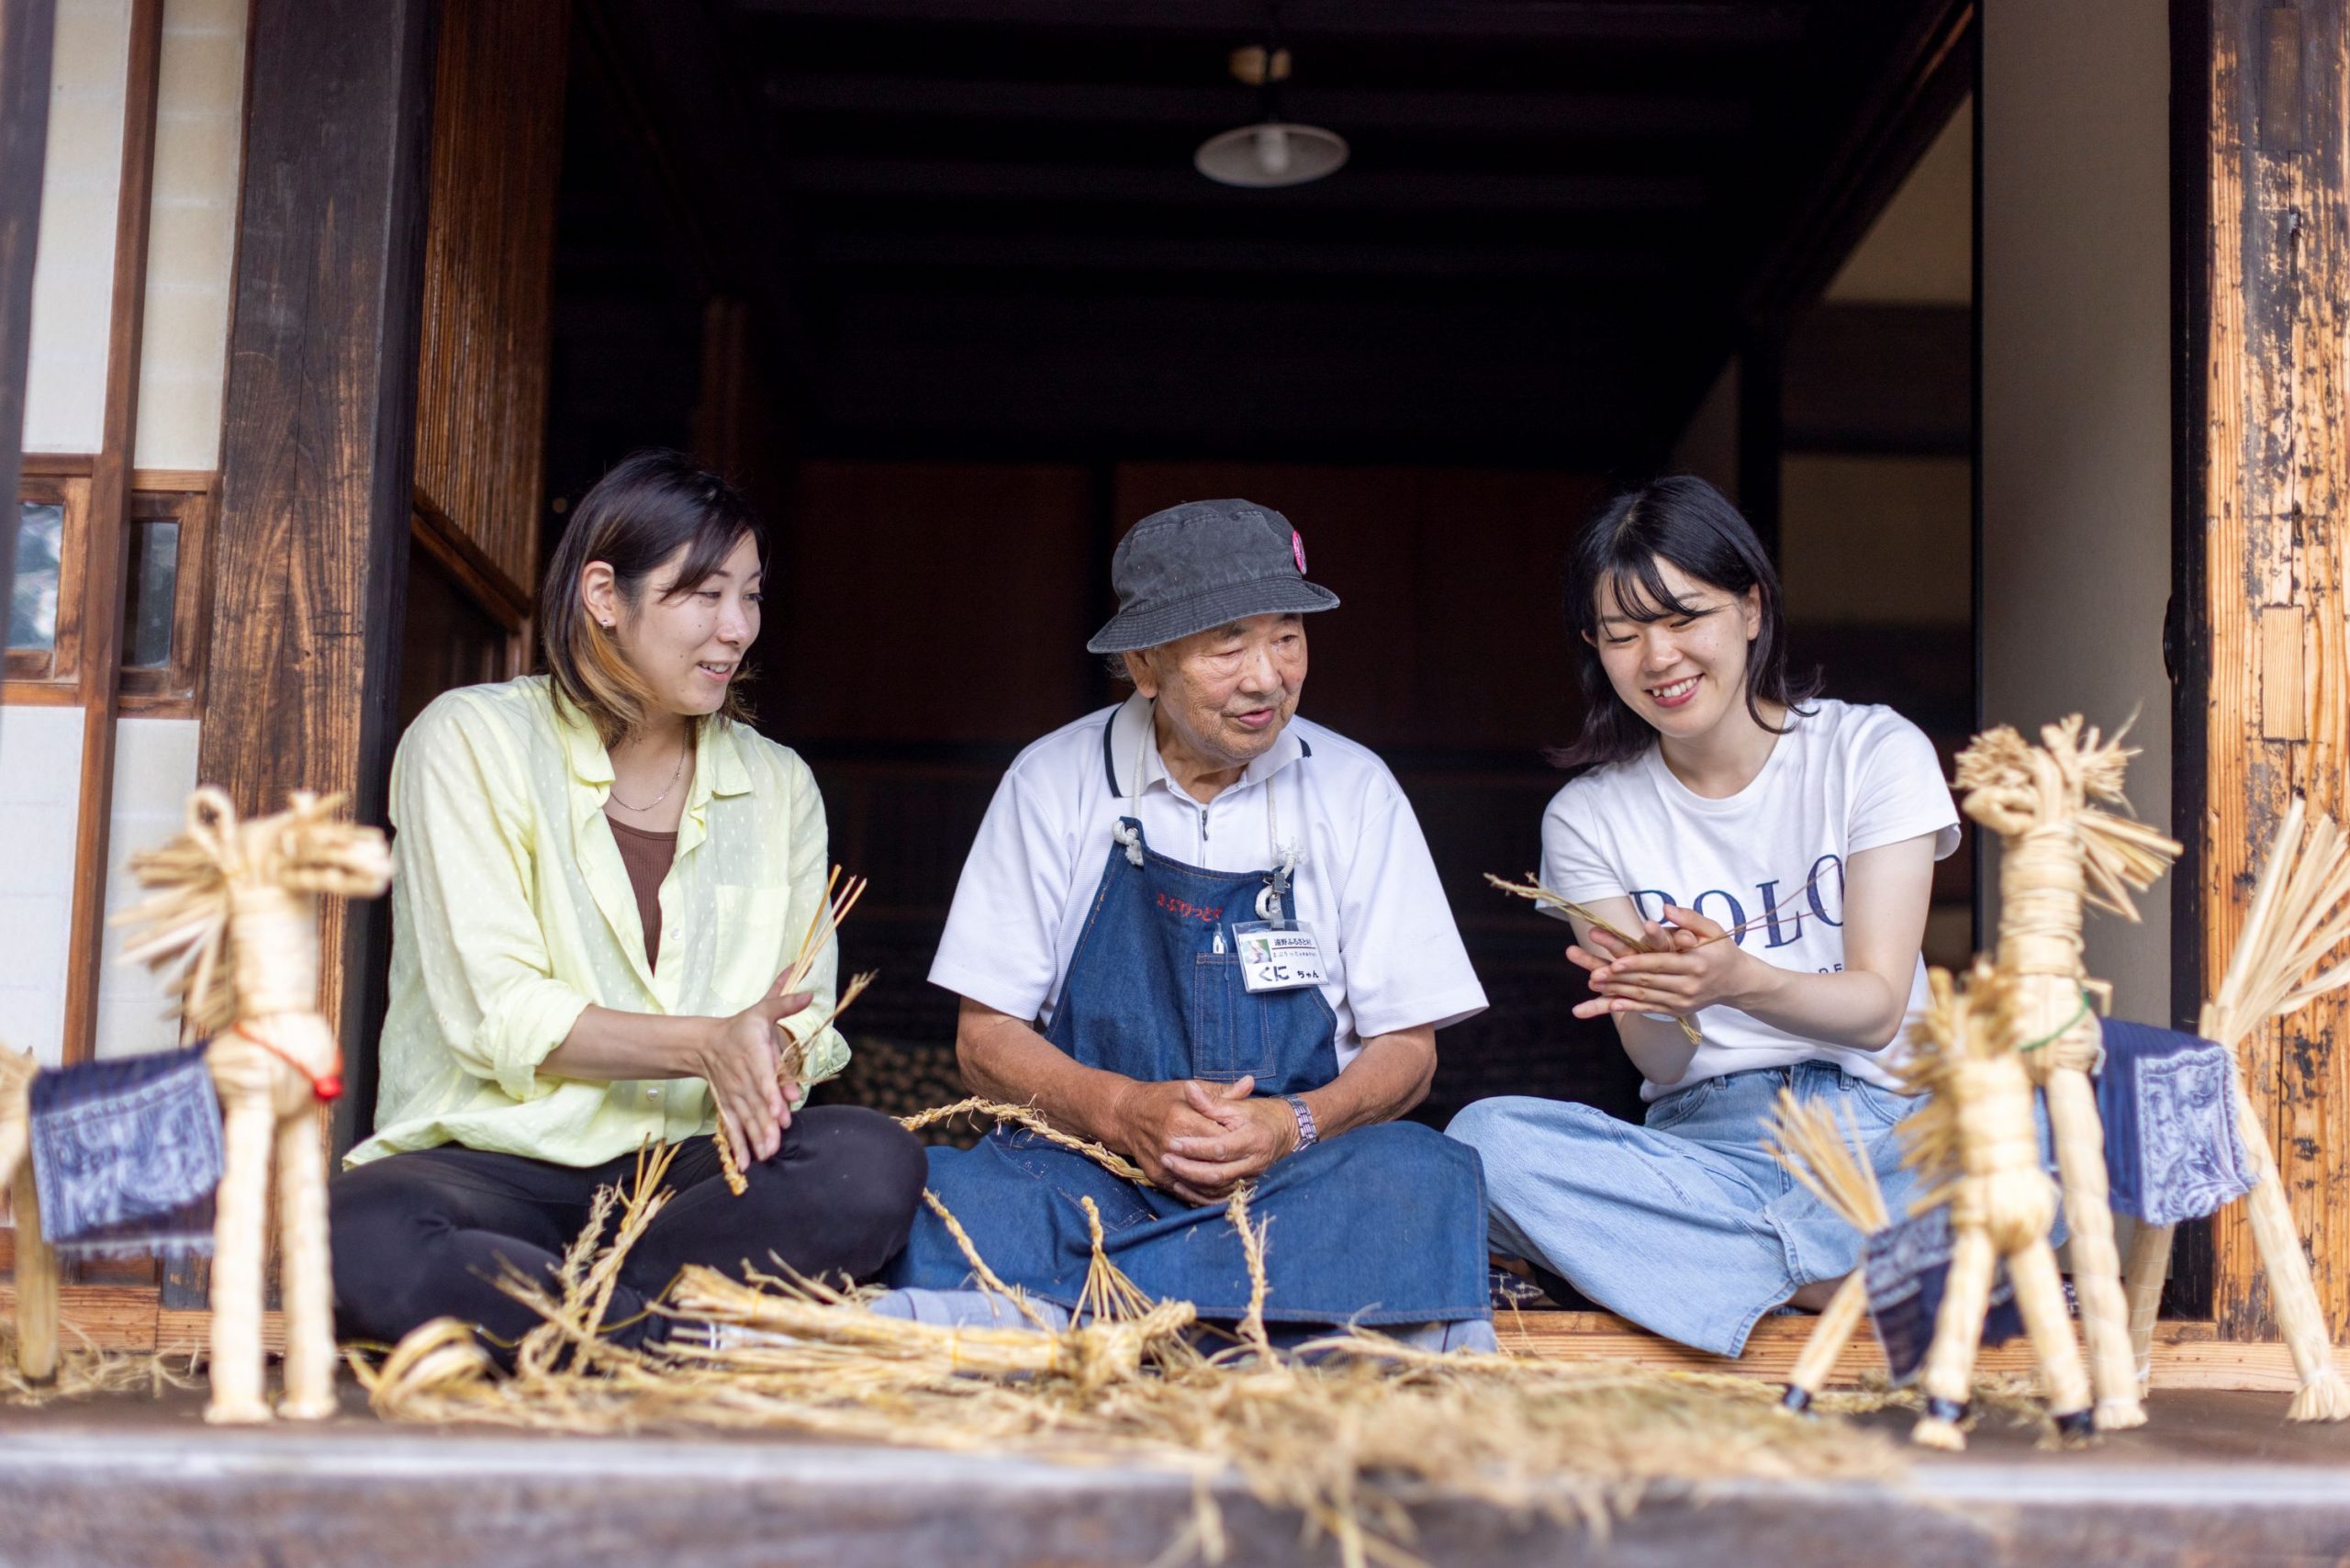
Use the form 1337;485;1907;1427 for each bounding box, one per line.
539;450;766;747
1549;475;1818;773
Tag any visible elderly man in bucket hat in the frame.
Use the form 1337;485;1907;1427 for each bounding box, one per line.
882;499;1494;1349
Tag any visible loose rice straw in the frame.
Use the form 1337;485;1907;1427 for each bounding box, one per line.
716;868;873;1195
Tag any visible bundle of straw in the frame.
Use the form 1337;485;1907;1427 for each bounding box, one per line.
1762;1089;1891;1412
715;868;873;1196
359;1147;1902;1568
1485;874;1704;1045
2121;796;2350;1420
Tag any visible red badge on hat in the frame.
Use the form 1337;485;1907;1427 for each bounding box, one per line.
1292;530;1308;574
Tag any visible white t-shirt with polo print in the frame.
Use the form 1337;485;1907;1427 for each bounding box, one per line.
1539;699;1961;1100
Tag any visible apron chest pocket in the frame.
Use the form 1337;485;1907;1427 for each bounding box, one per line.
1190;953;1270;1083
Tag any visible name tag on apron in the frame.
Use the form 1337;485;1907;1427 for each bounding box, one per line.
1231;922;1326;993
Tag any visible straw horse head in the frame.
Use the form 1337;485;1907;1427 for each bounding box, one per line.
1953;717;2177;935
111;787;392;1423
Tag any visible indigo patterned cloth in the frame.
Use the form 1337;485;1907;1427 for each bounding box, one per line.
28;1044;220;1257
1862;1207;2024;1385
2096;1020;2257;1226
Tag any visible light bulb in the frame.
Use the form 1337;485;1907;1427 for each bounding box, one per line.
1254;124;1292;177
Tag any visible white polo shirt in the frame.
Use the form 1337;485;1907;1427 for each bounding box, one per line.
930;693;1488;1067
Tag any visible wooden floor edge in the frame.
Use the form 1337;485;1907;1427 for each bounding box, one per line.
1;1284;2312;1394
1498;1311;2311;1393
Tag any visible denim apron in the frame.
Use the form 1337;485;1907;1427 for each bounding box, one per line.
890;729;1489;1324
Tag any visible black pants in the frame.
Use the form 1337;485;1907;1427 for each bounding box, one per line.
329;1105;926;1355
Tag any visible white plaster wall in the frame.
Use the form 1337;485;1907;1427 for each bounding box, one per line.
133;0;248;471
1981;0;2172;1024
1829;97;1975;308
22;0;131;455
93;716;201;1058
0;707;87;1068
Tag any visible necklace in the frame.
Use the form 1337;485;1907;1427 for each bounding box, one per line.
607;743;687;813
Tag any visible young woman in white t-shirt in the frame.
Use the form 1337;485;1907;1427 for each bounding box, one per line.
1446;476;1962;1356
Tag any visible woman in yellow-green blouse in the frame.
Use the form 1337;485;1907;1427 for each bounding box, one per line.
330;451;923;1355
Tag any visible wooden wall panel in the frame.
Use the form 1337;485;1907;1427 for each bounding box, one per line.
1113;463;1600;753
773;461;1093;745
412;0;568;604
2195;2;2350;1340
197;0;436;1159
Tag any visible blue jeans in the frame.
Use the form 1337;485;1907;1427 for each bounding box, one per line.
1446;1063;1927;1357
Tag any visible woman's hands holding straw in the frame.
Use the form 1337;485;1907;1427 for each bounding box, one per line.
699;979;813;1163
1568;904;1753;1022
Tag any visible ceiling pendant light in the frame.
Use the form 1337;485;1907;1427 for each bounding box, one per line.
1194;27;1348;188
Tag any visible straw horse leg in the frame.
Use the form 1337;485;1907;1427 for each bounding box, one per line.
2121;1219;2173;1389
207;1085;277;1424
8;1163;58;1386
2223;1076;2348;1420
2009;1238;2094;1436
2042;1066;2142;1428
1912;1225;1998;1450
0;1058;57;1384
1781;1271;1868;1412
273;1092;336;1419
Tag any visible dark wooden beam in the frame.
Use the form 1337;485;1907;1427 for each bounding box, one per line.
1736;322;1784;560
808;230;1696;284
1781;303;1971;454
763;75;1753;139
198;0;438;1146
786;159;1709;212
58;0;163;1066
733;0;1808;44
0;0;55;666
1742;0;1975;320
576;0;812;414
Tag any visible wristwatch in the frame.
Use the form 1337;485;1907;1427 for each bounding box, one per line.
1281;1093;1319;1152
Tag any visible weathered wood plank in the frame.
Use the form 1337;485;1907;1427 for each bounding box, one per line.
2195;2;2350;1341
57;0;162;1066
412;0;566;599
198;0;437;1086
1498;1312;2307;1394
0;0;53;638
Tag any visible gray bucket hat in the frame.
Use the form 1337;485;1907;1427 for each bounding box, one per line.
1086;498;1340;655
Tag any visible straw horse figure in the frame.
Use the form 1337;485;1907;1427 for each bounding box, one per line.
1952;718;2178;1430
1895;960;2096;1448
0;790;390;1421
2120;796;2350;1421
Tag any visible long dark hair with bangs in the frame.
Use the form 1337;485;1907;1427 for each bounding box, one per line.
540;449;767;748
1550;475;1818;774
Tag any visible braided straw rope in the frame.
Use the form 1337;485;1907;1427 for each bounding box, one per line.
112;789;391;1424
1955;718;2177;1431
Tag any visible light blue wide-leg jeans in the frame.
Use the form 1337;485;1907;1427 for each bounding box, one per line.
1447;1063;1925;1357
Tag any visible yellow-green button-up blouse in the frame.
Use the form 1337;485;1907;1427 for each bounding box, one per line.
346;675;850;1168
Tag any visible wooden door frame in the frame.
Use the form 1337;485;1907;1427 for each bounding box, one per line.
2170;0;2350;1342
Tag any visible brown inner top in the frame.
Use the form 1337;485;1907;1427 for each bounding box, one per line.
606;815;678;971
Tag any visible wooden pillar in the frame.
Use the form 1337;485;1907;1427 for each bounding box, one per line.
2185;0;2350;1340
57;0;162;1066
199;0;438;1080
0;0;55;667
